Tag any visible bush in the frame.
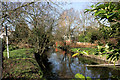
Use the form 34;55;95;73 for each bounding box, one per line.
78;34;85;42
78;27;103;43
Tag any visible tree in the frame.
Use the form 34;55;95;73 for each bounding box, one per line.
0;1;62;72
55;8;81;41
78;10;100;43
10;21;31;44
85;2;120;62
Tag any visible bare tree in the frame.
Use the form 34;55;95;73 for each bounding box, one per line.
55;8;81;41
0;1;63;70
79;10;100;36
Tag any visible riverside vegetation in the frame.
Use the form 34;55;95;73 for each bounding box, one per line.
1;1;120;79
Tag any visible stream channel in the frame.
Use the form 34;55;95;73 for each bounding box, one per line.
45;48;120;79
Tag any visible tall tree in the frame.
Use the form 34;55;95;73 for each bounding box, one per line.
55;8;81;41
0;1;62;71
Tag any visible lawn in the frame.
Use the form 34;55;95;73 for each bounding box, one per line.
2;48;44;79
3;48;34;59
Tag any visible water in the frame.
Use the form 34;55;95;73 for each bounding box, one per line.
46;48;120;79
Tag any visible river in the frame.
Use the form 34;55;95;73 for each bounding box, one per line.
45;48;120;79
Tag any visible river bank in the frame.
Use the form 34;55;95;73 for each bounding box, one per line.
71;48;120;68
48;48;120;79
2;48;44;79
2;47;120;79
56;41;120;67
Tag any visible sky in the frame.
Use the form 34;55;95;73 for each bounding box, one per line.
62;2;110;27
63;2;93;11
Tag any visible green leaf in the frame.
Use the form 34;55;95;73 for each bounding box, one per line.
94;10;106;16
72;53;79;57
84;9;90;13
82;51;89;56
91;5;94;8
113;57;117;61
97;4;105;9
85;9;90;11
107;53;113;60
95;2;100;7
75;73;85;80
111;54;115;60
86;76;92;80
107;13;115;18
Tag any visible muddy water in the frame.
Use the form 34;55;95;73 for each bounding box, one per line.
46;48;120;79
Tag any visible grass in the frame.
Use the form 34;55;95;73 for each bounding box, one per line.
2;48;44;79
71;47;97;55
3;48;34;59
3;58;43;79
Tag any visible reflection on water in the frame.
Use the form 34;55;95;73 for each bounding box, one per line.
47;48;120;79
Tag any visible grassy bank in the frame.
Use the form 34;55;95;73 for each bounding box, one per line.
71;47;97;55
71;47;113;64
2;48;44;79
